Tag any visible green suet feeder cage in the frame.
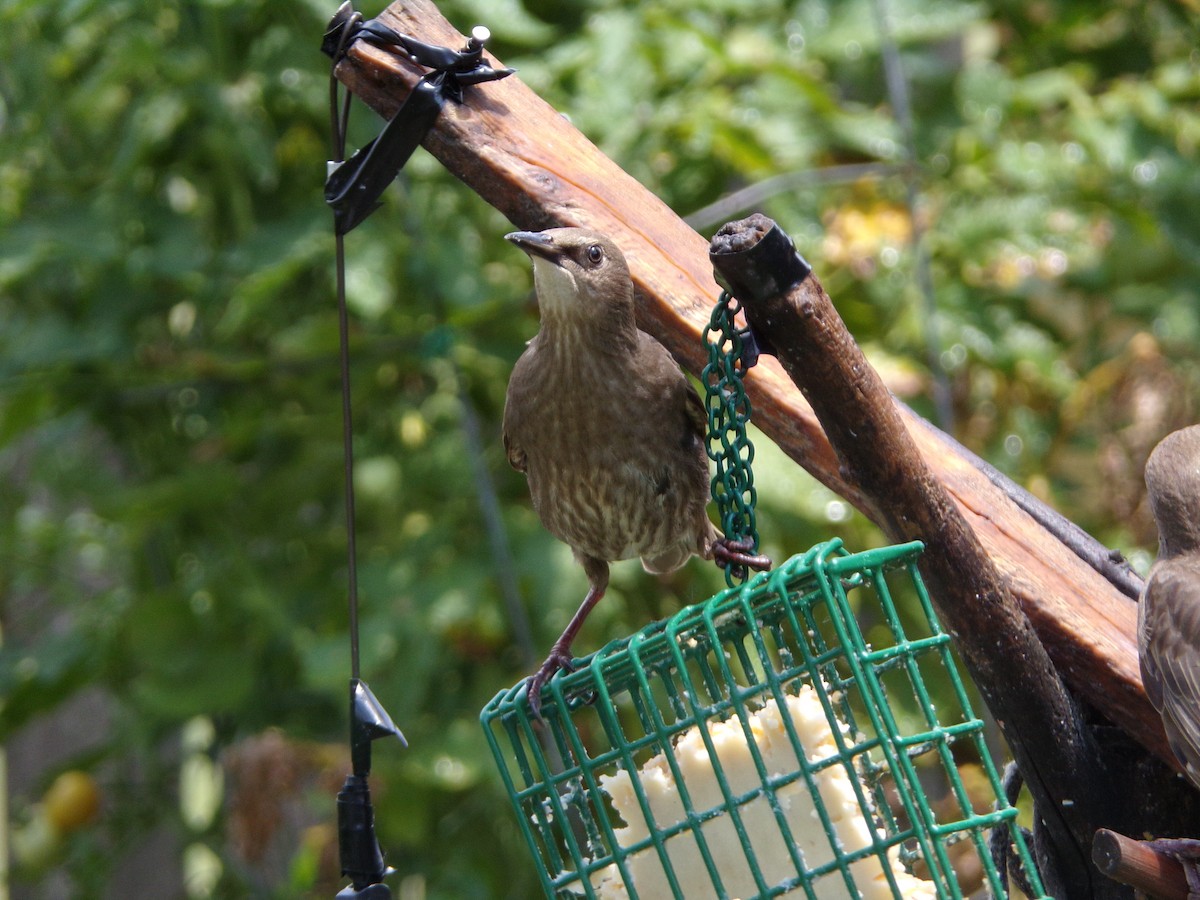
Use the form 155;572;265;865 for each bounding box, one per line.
481;539;1047;899
483;294;1046;898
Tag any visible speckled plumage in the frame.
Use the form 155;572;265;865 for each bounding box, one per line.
504;320;717;573
504;228;718;573
1139;424;1200;789
502;228;766;715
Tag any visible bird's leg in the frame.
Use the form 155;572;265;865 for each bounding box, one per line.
527;557;610;719
1145;838;1200;894
712;536;772;580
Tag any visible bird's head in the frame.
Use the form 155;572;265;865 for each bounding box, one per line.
1146;424;1200;556
506;228;634;328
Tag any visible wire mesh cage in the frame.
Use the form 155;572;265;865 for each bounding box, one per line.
481;539;1047;899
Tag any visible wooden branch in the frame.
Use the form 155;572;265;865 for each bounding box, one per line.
711;216;1114;895
335;0;1162;770
1093;829;1190;899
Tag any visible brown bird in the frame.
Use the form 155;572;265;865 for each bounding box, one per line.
503;227;770;716
1139;423;1200;789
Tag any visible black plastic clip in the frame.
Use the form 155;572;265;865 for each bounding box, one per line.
323;2;513;234
334;678;406;899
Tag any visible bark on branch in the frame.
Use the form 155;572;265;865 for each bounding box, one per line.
710;214;1114;896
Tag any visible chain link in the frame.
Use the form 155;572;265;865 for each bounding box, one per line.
702;291;760;587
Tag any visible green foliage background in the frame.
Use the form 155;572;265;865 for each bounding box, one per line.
1;0;1197;897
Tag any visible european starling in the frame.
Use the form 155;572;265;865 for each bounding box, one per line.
503;227;770;716
1139;424;1200;789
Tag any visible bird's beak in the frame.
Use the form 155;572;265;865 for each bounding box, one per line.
505;231;563;263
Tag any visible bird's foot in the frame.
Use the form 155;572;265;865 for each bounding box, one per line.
712;537;772;580
525;646;577;720
1146;839;1200;894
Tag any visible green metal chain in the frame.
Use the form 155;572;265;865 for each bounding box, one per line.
702;290;761;587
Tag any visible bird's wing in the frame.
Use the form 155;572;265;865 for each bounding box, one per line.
632;331;707;443
503;429;527;473
684;377;708;445
502;348;535;474
1140;557;1200;783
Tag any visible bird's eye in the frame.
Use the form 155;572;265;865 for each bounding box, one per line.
586;244;604;265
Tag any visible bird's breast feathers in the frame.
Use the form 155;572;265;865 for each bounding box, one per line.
503;320;713;566
505;387;708;560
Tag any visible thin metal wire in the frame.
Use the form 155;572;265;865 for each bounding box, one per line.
327;10;360;160
328;19;363;681
334;232;361;681
870;0;955;433
683;162;905;231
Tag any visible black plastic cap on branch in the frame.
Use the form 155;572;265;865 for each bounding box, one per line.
325;77;443;235
709;214;812;307
708;215;813;365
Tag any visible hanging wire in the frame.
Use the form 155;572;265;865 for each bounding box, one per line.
335;239;362;680
328;8;364;682
870;0;956;433
683;162;905;231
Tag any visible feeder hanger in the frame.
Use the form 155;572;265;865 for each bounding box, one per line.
321;5;508;897
701;287;792;587
334;679;406;899
322;1;513;235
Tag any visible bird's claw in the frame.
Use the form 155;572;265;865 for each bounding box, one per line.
525;647;576;720
1146;839;1200;894
712;537;772;580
